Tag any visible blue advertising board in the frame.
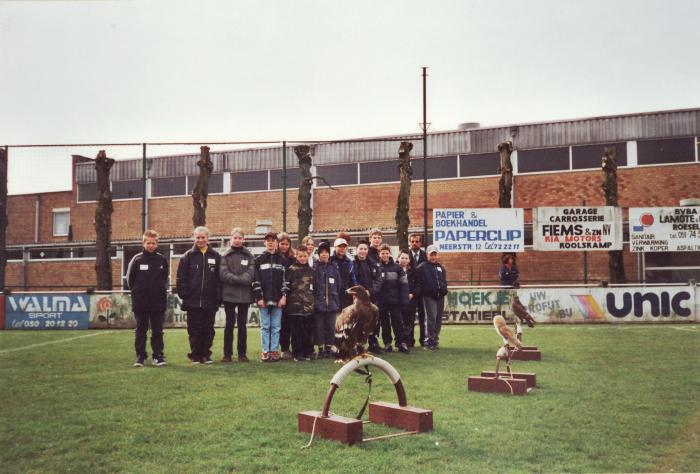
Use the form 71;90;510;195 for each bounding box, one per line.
5;294;90;330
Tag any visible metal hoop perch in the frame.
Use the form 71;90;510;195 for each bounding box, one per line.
321;355;407;417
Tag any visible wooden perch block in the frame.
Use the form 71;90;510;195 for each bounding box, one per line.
298;411;363;445
480;371;536;388
368;402;433;432
509;348;541;361
468;376;530;395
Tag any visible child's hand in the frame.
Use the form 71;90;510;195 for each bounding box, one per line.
256;299;264;308
278;295;287;308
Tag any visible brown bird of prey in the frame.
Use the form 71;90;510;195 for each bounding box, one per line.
334;286;379;362
493;315;523;377
512;294;535;342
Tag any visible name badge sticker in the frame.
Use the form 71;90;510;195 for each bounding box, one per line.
139;264;148;270
329;278;335;284
241;260;248;266
260;263;271;270
208;258;216;264
437;267;443;272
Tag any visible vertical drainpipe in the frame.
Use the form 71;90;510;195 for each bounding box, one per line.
35;195;40;243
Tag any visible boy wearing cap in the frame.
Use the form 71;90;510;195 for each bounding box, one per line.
414;245;448;350
252;232;289;362
330;236;357;309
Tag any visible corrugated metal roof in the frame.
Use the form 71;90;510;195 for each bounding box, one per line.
75;107;699;183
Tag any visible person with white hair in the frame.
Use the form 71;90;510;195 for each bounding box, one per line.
176;226;222;365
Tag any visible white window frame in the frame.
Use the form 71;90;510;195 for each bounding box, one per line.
52;208;70;237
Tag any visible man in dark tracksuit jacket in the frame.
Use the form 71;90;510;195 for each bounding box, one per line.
352;240;383;353
126;230;170;367
176;226;222;364
377;244;410;353
414;245;448;350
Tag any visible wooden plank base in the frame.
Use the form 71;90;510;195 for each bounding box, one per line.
368;402;433;432
298;411;363;445
510;349;541;361
480;371;536;388
467;375;530;395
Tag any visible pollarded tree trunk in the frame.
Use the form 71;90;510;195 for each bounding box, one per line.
497;141;514;208
94;150;115;290
395;141;414;250
0;148;7;291
295;145;313;240
192;146;212;227
602;146;626;283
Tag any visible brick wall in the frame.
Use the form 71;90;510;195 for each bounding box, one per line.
7;191;72;245
6;260;122;291
6;162;698;289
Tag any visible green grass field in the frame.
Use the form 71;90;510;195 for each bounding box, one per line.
1;325;699;473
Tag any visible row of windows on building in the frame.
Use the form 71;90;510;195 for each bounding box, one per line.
76;137;697;202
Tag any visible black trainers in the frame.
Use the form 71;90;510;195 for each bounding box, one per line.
398;343;410;353
384;344;393;353
153;355;167;367
134;355;146;367
201;356;214;364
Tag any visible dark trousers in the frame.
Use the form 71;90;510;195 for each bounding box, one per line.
280;309;291;352
315;311;337;346
186;308;216;359
134;311;164;357
223;303;249;358
289;313;314;358
407;297;425;346
379;304;404;347
400;304;416;347
422;296;444;347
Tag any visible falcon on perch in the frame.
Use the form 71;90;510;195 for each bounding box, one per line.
334;286;379;362
493;315;522;377
512;294;535;342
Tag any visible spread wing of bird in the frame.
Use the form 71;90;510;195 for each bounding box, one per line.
494;315;522;349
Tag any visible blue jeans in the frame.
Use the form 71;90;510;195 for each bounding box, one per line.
260;306;282;353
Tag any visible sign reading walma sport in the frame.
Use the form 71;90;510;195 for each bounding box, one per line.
629;207;700;252
533;207;623;251
433;208;524;253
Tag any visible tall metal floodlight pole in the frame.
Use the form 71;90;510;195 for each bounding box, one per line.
421;67;429;245
142;143;147;234
282;141;287;233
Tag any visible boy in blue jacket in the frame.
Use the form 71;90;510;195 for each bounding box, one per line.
415;245;448;350
313;242;341;358
378;244;410;353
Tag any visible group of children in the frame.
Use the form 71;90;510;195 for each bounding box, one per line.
127;226;448;366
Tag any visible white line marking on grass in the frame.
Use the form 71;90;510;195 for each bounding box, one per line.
0;331;114;354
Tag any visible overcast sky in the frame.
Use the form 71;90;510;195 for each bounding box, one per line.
1;0;699;194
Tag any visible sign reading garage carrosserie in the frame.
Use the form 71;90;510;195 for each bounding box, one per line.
433;208;524;253
533;206;623;251
629;207;700;252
